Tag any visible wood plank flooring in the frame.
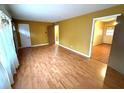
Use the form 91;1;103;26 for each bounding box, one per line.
12;45;124;88
92;44;111;64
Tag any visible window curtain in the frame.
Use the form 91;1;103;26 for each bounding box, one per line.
0;61;11;88
0;10;19;88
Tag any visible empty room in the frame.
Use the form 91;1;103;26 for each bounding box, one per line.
0;4;124;89
92;17;117;64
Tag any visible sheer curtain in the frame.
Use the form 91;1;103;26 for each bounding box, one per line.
0;10;19;88
0;61;11;88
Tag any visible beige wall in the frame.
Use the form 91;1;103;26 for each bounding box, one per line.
103;21;116;44
13;19;52;47
59;5;124;56
93;20;104;46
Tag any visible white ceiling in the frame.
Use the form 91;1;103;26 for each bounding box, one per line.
7;4;118;23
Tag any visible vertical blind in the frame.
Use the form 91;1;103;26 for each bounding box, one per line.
0;10;19;88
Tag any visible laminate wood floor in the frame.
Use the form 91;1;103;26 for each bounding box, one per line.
92;44;111;64
12;45;124;89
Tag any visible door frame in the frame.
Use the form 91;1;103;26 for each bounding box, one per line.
89;14;121;58
18;24;31;48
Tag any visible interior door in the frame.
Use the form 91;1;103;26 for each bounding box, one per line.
47;25;55;45
18;24;31;48
108;15;124;74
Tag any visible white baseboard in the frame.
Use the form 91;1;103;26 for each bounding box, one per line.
31;43;49;47
59;44;90;58
18;43;49;49
18;43;89;58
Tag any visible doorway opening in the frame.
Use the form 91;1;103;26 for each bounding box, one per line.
90;14;121;64
18;24;31;48
54;24;59;45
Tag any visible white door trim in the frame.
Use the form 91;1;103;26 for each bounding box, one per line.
89;14;121;58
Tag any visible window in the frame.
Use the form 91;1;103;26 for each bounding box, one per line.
106;27;114;36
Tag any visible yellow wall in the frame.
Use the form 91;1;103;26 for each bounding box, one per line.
59;5;124;56
103;20;116;44
14;19;52;47
93;20;116;46
93;21;104;46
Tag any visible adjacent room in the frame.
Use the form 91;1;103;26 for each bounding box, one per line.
92;17;117;64
0;4;124;89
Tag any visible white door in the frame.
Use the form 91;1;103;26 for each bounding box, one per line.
18;24;31;48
